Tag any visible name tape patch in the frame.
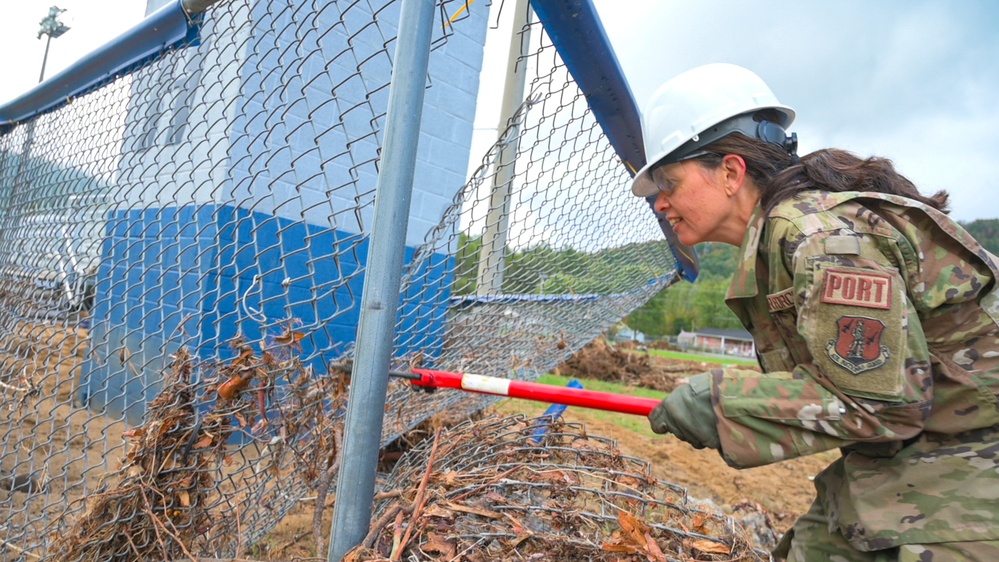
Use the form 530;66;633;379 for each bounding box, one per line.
767;288;795;312
821;269;892;310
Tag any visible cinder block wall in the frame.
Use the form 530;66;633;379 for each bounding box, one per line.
82;0;490;424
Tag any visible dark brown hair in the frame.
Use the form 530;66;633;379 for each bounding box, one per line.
694;133;950;214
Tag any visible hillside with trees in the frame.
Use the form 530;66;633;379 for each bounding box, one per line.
964;219;999;254
452;234;675;296
450;218;996;341
625;242;742;338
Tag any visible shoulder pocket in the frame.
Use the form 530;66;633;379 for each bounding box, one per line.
801;262;907;401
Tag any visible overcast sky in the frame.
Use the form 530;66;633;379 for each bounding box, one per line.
0;1;144;99
2;1;996;222
591;0;999;223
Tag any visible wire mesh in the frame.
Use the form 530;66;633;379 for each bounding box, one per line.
353;414;766;561
0;0;679;559
385;13;677;437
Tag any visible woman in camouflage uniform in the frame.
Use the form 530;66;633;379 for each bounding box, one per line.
633;64;999;561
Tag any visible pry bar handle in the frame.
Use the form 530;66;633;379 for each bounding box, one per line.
390;367;660;417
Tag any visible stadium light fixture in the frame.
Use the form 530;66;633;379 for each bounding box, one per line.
38;6;71;83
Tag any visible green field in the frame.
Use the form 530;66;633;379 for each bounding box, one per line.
493;373;663;437
535;372;663;399
645;348;758;367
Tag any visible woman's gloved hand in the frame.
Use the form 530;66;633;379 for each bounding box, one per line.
648;372;720;450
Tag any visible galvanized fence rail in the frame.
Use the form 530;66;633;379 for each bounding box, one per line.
0;0;681;559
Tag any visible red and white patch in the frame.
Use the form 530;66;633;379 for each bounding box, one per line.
826;316;890;374
821;269;892;310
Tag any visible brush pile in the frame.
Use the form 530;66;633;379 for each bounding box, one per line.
346;414;767;561
49;328;349;561
49;347;234;561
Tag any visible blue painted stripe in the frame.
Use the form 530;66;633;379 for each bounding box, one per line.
81;204;451;426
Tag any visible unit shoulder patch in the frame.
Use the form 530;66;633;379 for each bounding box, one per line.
821;268;892;309
825;316;890;374
806;265;905;400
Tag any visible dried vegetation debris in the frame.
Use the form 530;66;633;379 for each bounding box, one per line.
49;329;349;561
553;338;758;394
346;414;766;561
50;347;229;561
553;337;655;382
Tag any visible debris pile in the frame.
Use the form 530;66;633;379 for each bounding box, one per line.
50;347;233;561
49;328;349;561
346;414;766;561
555;337;690;393
554;337;654;382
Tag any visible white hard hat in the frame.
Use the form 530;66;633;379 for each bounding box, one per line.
631;63;796;197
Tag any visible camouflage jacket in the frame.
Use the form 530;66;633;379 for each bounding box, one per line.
713;190;999;550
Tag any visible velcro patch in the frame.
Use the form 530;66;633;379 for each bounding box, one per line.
767;288;795;312
825;316;890;374
824;235;860;255
821;269;892;310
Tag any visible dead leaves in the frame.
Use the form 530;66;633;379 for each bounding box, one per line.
602;510;667;561
347;415;759;562
602;509;733;560
422;532;457;558
685;538;732;556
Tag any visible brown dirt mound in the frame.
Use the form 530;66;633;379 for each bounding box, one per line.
554;338;751;393
553;338;653;381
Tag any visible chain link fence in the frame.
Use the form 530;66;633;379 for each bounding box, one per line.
0;0;680;559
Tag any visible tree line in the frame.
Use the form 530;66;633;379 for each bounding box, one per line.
451;219;999;339
452;233;673;297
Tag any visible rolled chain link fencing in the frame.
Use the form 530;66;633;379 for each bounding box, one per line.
0;0;680;559
367;415;768;561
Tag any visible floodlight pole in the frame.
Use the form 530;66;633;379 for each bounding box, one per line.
8;6;70;234
39;36;53;84
38;6;71;83
326;0;436;559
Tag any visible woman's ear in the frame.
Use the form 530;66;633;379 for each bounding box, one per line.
720;154;748;196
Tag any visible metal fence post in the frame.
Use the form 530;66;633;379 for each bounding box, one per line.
326;0;436;559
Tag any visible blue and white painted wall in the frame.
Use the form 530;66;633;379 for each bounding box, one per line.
82;0;490;424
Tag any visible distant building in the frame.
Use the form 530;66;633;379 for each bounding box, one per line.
614;325;647;344
677;328;755;357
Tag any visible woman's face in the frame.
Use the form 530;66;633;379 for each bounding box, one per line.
651;157;751;247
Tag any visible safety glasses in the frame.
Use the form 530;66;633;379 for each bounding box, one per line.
650;151;718;195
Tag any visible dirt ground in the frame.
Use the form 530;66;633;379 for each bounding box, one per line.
2;328;835;561
247;340;837;560
550;339;836;522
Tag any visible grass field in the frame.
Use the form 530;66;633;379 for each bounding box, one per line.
517;348;758;436
646;348;759;366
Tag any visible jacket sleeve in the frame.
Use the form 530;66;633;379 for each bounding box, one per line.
714;217;942;469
